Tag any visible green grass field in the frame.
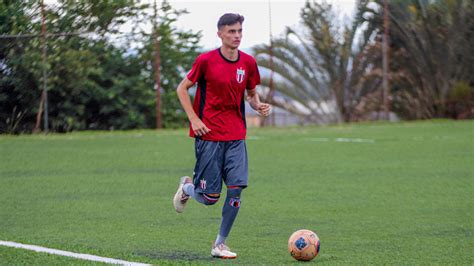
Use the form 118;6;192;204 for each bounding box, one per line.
0;120;473;265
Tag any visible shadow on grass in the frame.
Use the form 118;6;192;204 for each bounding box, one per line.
134;250;212;261
313;253;337;263
1;167;189;179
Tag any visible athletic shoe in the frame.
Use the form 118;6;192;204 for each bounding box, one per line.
211;242;237;259
173;176;191;213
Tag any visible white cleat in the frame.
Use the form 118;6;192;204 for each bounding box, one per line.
173;176;191;213
211;243;237;259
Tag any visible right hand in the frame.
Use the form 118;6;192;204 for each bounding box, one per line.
191;118;211;137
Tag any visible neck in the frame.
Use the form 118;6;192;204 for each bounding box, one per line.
219;46;239;61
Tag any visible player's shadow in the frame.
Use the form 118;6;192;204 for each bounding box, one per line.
134;250;212;261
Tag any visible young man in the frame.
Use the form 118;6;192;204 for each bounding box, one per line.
173;13;271;259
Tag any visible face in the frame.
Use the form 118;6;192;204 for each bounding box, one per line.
217;23;242;49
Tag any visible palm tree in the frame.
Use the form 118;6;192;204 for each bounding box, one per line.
254;0;473;123
253;0;381;124
370;0;473;119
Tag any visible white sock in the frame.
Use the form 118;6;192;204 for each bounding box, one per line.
183;183;207;205
183;183;195;197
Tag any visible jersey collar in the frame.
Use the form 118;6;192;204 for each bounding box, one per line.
218;48;240;63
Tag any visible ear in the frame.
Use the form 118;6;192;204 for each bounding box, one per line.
217;30;222;38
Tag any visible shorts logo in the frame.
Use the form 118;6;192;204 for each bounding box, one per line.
236;67;245;83
200;179;207;190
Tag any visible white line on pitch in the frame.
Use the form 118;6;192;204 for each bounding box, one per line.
335;138;375;143
0;240;151;266
307;137;375;143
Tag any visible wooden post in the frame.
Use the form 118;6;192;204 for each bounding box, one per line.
34;0;48;133
154;0;162;129
382;0;390;120
263;0;275;126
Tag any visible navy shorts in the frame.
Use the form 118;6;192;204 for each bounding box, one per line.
193;138;248;194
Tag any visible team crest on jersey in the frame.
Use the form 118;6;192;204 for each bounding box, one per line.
236;67;245;83
200;179;207;190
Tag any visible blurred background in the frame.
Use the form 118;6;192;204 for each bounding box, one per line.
1;0;472;134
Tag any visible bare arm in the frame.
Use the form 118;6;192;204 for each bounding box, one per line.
176;77;211;136
246;88;271;116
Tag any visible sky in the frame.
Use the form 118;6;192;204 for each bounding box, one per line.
166;0;356;49
44;0;356;50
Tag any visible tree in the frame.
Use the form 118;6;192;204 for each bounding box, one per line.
382;0;473;119
253;0;381;124
254;0;473;123
0;1;40;133
136;0;201;128
0;0;202;133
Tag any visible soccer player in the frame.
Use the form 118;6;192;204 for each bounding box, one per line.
173;13;271;259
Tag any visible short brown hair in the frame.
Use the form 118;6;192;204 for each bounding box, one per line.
217;13;244;30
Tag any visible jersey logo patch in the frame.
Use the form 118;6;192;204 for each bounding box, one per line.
236;67;245;83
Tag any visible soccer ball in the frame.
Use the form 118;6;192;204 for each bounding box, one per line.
288;229;320;261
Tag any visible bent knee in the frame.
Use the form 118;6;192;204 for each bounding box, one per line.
203;193;220;205
227;186;243;197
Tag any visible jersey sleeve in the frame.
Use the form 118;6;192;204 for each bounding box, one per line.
246;59;261;90
186;54;206;83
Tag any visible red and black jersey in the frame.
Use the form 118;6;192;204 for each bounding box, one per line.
186;48;260;141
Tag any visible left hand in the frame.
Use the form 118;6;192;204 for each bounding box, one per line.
256;103;272;116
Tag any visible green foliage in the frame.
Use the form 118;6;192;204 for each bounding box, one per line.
0;121;472;264
449;81;471;101
0;1;40;133
369;0;474;119
445;81;473;119
253;0;380;124
0;0;201;133
137;1;201;128
253;0;473;123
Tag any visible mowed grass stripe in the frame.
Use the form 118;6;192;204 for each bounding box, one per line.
0;120;472;264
